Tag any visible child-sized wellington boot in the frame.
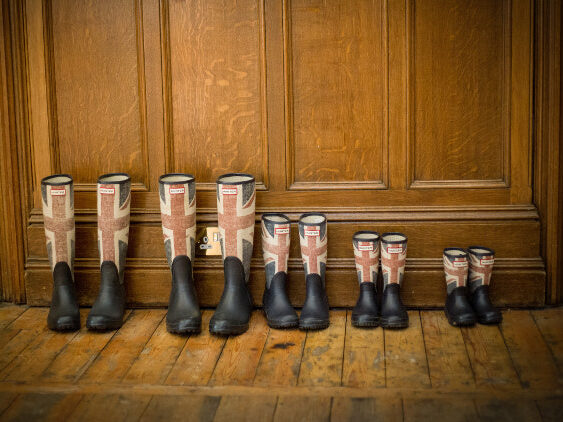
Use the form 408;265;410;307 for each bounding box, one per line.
351;231;380;327
443;247;476;326
468;246;502;325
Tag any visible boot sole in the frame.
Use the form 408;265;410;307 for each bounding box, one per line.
48;323;80;332
445;309;476;327
209;323;249;336
352;320;380;328
267;320;299;329
477;316;502;325
166;323;201;335
380;318;409;329
86;320;123;331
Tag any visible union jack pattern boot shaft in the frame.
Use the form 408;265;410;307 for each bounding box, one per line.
380;233;408;328
351;231;380;328
443;248;476;327
87;173;131;331
261;213;298;328
467;246;501;325
159;174;200;334
210;173;256;336
298;213;329;330
41;174;79;331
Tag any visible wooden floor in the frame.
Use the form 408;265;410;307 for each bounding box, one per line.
0;305;562;421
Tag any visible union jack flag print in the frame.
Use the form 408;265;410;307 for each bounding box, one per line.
299;213;327;279
467;246;495;292
381;233;407;286
353;232;380;284
443;249;468;294
261;214;291;287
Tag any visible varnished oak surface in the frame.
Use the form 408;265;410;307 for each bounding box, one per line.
0;304;562;421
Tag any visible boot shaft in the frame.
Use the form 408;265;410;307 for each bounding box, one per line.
261;213;291;288
159;173;196;266
443;247;469;294
216;173;256;283
41;174;75;273
352;231;380;285
380;232;407;288
97;173;131;283
298;213;327;284
467;246;495;293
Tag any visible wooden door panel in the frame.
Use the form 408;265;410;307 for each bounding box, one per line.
169;0;267;188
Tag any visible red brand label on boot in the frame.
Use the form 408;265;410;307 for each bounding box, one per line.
387;246;403;253
304;228;320;236
50;188;66;196
169;187;185;194
222;187;237;195
358;242;374;251
480;257;494;265
453;259;468;267
275;226;290;235
99;187;115;194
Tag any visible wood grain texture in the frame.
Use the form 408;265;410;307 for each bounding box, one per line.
331;397;403;422
421;311;474;389
67;394;151;422
342;310;385;388
384;311;431;389
168;0;265;185
0;392;83;422
474;398;542;422
298;310;346;387
403;398;479;422
410;0;508;185
288;0;386;187
532;308;563;374
213;395;277;422
273;396;331;422
140;395;220;422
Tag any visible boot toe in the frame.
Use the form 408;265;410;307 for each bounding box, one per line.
351;313;379;328
299;316;329;331
446;310;476;327
209;317;248;336
86;314;123;331
48;314;80;331
267;313;299;329
167;316;201;334
380;313;409;329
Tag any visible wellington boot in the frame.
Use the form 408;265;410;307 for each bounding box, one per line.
47;262;80;331
299;274;329;330
471;285;502;325
380;284;408;328
86;261;125;331
263;272;298;329
352;282;379;328
166;255;201;334
445;286;476;326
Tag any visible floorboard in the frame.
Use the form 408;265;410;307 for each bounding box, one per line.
0;305;562;421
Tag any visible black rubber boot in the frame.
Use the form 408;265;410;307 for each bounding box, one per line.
445;286;477;326
166;255;201;334
47;262;80;331
86;261;125;331
299;274;329;330
209;257;253;335
380;284;408;328
263;272;298;329
471;285;502;325
352;282;379;328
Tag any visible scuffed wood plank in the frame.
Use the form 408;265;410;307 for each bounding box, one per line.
331;397;403;422
535;398;563;422
210;312;269;386
0;305;27;329
254;326;306;387
474;398;542;422
0;310;88;382
384;311;430;388
501;310;560;389
123;316;188;384
67;394;151;422
213;395;277;422
79;310;164;384
140;395;220;422
462;324;520;388
298;310;346;387
342;310;385;388
532;308;563;374
273;396;330;422
421;311;474;389
41;311;132;383
0;392;18;415
165;311;226;386
0;393;83;422
404;398;478;422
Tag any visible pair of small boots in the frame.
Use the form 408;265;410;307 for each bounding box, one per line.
261;213;330;330
42;173;131;331
443;246;502;326
351;231;409;329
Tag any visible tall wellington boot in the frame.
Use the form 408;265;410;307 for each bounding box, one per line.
210;173;256;335
380;233;408;328
298;213;329;330
41;174;80;331
159;174;201;334
261;213;298;328
87;173;131;331
351;231;380;327
443;248;476;326
468;246;502;325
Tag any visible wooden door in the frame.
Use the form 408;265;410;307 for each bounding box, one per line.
2;0;552;306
